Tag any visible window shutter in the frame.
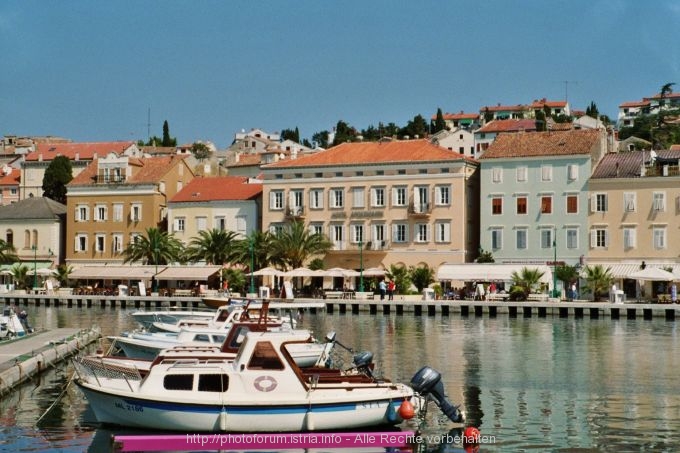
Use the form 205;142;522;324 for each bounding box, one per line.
590;230;597;248
590;195;596;213
269;192;277;209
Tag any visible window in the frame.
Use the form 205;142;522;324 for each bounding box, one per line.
95;205;107;222
623;192;636;212
414;186;429;212
435;222;450;243
75;234;87;252
516;196;528;215
163;374;193;391
236;216;246;233
541;229;553;249
196;217;207;231
516;229;527;250
566;229;578;249
393;224;407;243
590;228;608;248
567;164;578;181
653;192;666;211
393;186;407;206
492;197;503;215
270;190;284;210
269;223;284;235
623;227;636;249
309;223;323;236
415;223;429;243
492;168;502;183
541;165;553;182
516;166;528;182
352;187;365;208
197;374;229;393
653;227;666;249
174;217;185;232
567;195;578;214
131;204;142;222
371;187;385;207
112;234;123;254
289;190;304;211
491;228;503;250
435;186;450;205
113;204;123;222
351;224;364;243
310;189;323;209
248;341;284;370
331;189;344;208
541;196;552;214
331;224;344;249
372;224;386;249
95;234;105;253
591;194;608;212
214;216;226;231
76;205;89;222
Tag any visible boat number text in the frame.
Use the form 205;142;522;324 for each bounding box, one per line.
115;402;144;412
253;375;278;392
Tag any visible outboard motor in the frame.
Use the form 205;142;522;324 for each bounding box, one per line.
352;351;374;378
410;366;464;423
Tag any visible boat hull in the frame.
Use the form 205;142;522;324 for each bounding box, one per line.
76;381;409;432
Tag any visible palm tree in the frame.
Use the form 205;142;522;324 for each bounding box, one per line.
387;264;411;295
555;264;580;292
510;267;545;299
0;239;18;264
53;264;73;288
9;263;30;290
410;264;434;292
233;230;278;271
186;229;241;265
581;265;614;301
270;221;332;270
122;227;183;265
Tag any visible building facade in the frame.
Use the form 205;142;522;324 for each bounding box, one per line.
261;139;480;272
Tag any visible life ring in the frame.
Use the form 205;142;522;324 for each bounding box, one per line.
253;375;278;392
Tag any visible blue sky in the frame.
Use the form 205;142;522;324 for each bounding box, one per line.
1;1;678;148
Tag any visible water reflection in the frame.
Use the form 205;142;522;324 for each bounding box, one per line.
1;306;680;451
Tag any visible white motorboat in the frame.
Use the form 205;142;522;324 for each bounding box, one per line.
74;327;464;432
130;308;216;330
0;306;29;339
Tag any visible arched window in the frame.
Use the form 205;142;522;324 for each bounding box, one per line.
24;230;30;249
32;230;38;249
6;229;13;247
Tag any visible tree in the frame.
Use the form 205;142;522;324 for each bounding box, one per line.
42;155;73;204
410;264;434;292
510;267;545;299
233;230;278;272
9;263;30;290
311;130;329;149
122;227;183;265
476;248;495;263
269;221;332;270
186;229;240;265
190;142;212;161
585;101;599;119
433;108;447;133
221;267;246;295
386;264;411;295
535;110;547;132
483;107;494;123
401;114;428;138
581;264;614;301
281;127;301;143
53;264;73;287
331;120;357;146
162;120;177;147
0;239;18;264
555;264;580;291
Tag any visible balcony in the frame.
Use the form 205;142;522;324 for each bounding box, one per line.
408;202;431;217
285;205;305;219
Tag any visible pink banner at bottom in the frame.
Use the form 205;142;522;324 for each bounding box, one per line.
114;432;417;452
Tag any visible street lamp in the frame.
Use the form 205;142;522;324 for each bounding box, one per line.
359;239;364;292
32;245;37;289
153;247;159;293
249;238;255;294
552;230;558;298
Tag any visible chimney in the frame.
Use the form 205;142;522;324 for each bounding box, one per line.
38;154;43;161
75;152;79;161
93;152;98;160
615;162;619;177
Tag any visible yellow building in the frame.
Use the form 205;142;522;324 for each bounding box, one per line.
261;139;480;274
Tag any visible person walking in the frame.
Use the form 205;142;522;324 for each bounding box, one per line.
379;279;387;300
387;280;395;300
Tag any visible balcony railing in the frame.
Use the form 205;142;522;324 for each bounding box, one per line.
408;202;431;216
285;206;305;218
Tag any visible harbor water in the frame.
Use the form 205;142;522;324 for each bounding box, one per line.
1;304;679;452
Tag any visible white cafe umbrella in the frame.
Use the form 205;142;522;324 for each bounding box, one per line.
284;267;318;277
362;267;387;277
252;267;284;277
627;267;674;281
28;268;55;277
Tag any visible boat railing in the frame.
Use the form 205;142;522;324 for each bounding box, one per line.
73;356;142;392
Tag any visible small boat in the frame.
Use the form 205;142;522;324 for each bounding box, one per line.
0;307;30;339
74;326;464;432
130;308;216;330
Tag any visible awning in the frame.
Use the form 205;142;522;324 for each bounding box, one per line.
586;262;680;279
69;265;158;280
155;266;221;281
436;263;553;283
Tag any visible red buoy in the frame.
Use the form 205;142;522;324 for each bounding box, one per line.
398;399;415;419
463;426;480;444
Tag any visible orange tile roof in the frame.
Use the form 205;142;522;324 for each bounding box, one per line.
529;99;567;109
670;144;680;151
170;176;262;202
619;100;650;108
69;155;188;186
26;141;135;162
476;119;537;134
480;129;602;159
431;111;479;120
228;153;264;167
480;104;527;113
262;139;476;169
0;167;20;185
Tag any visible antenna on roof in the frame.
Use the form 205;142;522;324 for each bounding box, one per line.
560;80;579;103
147;107;151;141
